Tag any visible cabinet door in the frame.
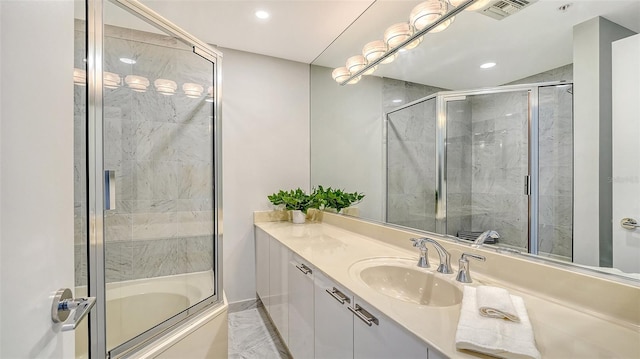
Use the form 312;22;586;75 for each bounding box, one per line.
314;271;354;359
288;254;315;359
255;227;270;307
269;236;289;345
352;298;428;359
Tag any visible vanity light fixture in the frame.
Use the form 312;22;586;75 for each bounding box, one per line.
384;22;422;50
154;78;177;96
410;0;448;31
206;86;214;102
448;0;491;12
125;75;149;92
73;68;86;86
119;57;137;65
337;0;477;85
255;10;270;19
183;82;204;98
480;62;496;69
331;67;361;85
103;72;121;89
346;55;377;76
363;40;398;65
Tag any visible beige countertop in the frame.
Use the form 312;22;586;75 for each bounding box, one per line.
255;219;640;359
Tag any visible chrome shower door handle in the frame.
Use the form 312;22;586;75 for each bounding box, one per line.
51;288;97;331
104;170;116;210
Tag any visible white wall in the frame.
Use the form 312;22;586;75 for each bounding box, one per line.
573;17;636;267
310;65;384;221
1;1;75;357
221;48;310;303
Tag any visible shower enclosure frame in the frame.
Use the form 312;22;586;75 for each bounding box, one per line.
385;81;573;256
85;0;224;357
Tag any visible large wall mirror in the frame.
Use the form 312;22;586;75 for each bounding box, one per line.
310;0;640;282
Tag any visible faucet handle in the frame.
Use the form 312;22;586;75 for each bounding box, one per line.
461;253;486;262
410;237;427;248
410;238;430;268
456;252;486;283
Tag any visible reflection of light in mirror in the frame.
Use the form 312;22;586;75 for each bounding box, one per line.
431;16;454;32
480;62;496;69
393;99;403;103
206;86;214;102
410;0;448;31
505;113;513;117
119;57;136;64
154;78;177;96
384;23;414;49
73;68;86;86
346;55;367;74
332;67;351;83
125;75;149;92
183;83;204;98
363;40;398;65
104;72;121;89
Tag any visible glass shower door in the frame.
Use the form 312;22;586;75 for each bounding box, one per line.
444;90;531;251
101;1;217;354
386;97;438;232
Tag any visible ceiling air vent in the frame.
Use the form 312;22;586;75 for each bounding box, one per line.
480;0;539;20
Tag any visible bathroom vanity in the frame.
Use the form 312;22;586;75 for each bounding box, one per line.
254;211;640;358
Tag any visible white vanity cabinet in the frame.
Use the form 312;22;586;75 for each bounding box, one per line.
352;298;429;359
255;227;270;308
288;254;315;359
314;271;354;359
255;226;440;359
269;233;290;345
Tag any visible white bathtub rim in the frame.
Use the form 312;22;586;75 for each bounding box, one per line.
119;291;228;359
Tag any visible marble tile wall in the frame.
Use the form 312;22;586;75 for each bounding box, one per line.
445;99;473;236
468;91;530;249
74;24;215;285
385;79;446;231
537;85;573;260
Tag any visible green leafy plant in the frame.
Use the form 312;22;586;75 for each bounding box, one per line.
267;186;365;215
268;188;312;213
313;185;365;213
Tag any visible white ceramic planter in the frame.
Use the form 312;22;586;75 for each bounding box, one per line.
291;210;306;224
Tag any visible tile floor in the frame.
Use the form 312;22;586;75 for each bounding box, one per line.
228;301;290;359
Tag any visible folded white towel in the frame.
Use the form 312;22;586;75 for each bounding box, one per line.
477;285;520;322
455;286;541;359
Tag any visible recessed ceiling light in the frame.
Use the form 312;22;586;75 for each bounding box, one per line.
392;99;403;103
480;62;496;69
119;57;136;65
255;10;270;19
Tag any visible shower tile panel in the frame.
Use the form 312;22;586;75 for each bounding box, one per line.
72;25;215;283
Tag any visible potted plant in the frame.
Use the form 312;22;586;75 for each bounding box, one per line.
314;186;365;214
268;188;312;224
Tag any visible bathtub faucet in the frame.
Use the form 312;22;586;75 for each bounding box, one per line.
473;230;500;247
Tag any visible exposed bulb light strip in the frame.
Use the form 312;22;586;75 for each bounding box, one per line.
337;0;479;86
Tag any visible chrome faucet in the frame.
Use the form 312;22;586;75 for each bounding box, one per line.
455;253;486;283
410;237;453;274
473;230;500;247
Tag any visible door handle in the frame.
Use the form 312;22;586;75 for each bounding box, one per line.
105;170;116;210
620;218;640;230
51;288;96;331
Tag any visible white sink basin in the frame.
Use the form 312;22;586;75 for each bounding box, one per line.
349;258;462;307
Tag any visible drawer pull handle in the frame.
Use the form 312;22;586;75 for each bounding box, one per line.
296;263;312;275
326;287;350;304
348;304;379;326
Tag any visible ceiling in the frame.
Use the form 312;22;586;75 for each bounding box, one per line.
139;0;376;64
136;0;640;88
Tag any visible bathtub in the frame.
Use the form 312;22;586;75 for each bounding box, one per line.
75;270;228;358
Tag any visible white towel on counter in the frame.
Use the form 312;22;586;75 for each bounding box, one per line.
455;286;541;359
477;285;520;322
